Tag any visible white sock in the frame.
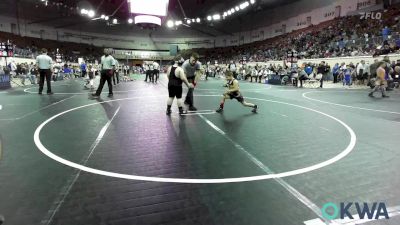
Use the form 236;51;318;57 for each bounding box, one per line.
167;98;174;106
177;98;183;107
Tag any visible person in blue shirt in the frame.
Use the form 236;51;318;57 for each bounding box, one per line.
332;63;340;83
382;26;391;41
80;62;87;78
304;64;313;76
342;65;354;87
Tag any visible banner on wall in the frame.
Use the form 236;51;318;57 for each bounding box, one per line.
357;0;374;10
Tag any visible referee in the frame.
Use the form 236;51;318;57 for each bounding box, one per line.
36;48;53;95
92;48;116;98
182;52;203;111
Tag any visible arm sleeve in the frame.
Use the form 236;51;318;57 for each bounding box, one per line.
196;62;202;70
181;61;189;72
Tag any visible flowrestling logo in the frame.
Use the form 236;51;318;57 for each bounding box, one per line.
321;202;389;221
359;12;382;20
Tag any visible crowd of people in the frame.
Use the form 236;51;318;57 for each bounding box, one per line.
198;5;400;64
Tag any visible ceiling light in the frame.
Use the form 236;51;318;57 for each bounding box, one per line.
240;2;250;9
175;20;182;26
128;0;169;17
250;0;255;4
134;15;161;26
231;8;235;12
186;19;191;24
223;12;227;16
235;6;240;11
87;10;95;18
113;18;118;24
105;16;109;20
80;9;87;14
128;18;133;24
167;20;174;27
196;18;201;23
212;14;220;20
100;14;105;19
207;16;212;21
191;19;195;22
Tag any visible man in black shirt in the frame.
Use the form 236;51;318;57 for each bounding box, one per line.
317;61;329;88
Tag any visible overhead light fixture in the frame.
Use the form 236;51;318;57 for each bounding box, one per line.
113;18;118;24
87;10;95;18
212;14;221;20
191;19;195;22
128;0;169;16
231;8;235;12
134;15;161;26
250;0;255;4
128;18;133;24
240;2;250;9
105;16;109;20
186;19;191;24
80;9;87;14
196;18;201;23
167;20;174;27
235;6;240;11
100;14;105;19
207;16;212;21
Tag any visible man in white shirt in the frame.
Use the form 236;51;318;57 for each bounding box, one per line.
356;60;368;84
144;63;151;82
153;61;160;83
36;48;53;95
228;61;237;79
92;48;116;98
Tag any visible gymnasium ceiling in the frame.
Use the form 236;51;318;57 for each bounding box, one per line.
0;0;301;38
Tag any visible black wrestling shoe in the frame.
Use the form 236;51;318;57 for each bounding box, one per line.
108;93;114;98
382;95;389;98
252;105;258;113
368;93;374;97
216;108;223;113
92;93;100;98
166;109;172;115
188;106;197;111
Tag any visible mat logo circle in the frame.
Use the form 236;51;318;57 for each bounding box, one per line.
321;202;389;220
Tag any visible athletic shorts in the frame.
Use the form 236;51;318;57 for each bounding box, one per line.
168;85;183;98
228;92;244;103
375;79;387;86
